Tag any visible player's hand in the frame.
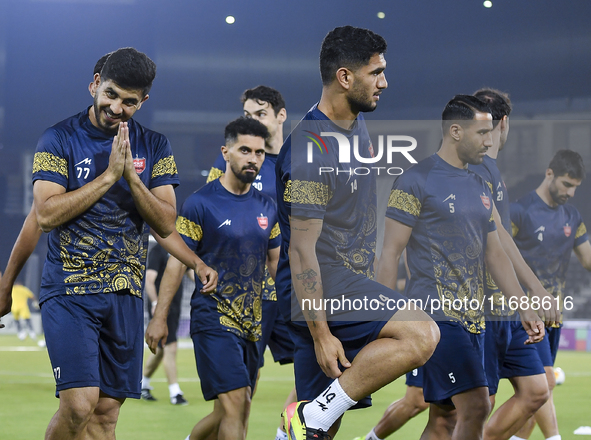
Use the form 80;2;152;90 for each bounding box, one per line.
313;332;351;379
530;288;561;328
196;262;218;294
519;309;545;344
106;122;128;182
145;316;168;354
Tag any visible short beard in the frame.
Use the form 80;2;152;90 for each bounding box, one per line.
231;163;258;184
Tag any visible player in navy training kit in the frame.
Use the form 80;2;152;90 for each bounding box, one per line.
511;149;591;440
207;86;295;440
467;89;551;440
29;48;216;440
279;26;439;440
0;53;111;328
380;95;544;440
147;117;280;440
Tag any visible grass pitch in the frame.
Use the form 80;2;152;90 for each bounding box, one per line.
1;335;590;439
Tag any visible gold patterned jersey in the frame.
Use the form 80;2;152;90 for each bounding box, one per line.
275;104;377;323
179;179;281;342
32;108;179;303
511;190;589;325
207;151;279;301
386;154;496;334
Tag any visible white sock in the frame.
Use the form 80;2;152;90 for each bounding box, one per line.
169;382;182;397
142;376;151;389
367;428;382;440
545;436;561;440
509;437;527;440
302;379;357;431
275;427;288;440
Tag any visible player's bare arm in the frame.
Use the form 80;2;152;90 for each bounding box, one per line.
145;255;186;353
34;123;128;232
289;215;351;378
151;229;218;293
0;204;43;320
492;205;560;326
145;268;159;315
574;240;591;271
266;246;280;281
376;218;413;290
485;229;545;344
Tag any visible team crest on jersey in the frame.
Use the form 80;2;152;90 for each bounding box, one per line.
368;142;375;158
480;194;491;210
564;224;572;237
134;157;146;174
257;214;268;230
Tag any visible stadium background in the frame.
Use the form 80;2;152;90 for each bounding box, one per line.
0;1;590;438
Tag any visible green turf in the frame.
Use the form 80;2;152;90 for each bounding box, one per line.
1;335;590;439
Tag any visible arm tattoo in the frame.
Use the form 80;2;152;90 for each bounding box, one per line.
296;268;318;294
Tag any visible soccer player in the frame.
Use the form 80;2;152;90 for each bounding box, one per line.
0;53;112;329
140;241;188;405
207;85;296;440
146;117;281;440
29;48;217;440
380;95;544;440
277;26;440;440
11;280;39;340
510;149;591;440
468;89;551;440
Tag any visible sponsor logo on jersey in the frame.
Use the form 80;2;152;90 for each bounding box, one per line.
480;194;491;210
257;214;268;230
218;219;232;228
134;156;146;174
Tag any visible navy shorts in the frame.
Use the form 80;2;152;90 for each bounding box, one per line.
406;367;424;388
192;329;259;401
534;325;562;367
41;292;144;399
499;320;545;380
484;319;512;395
289;320;388;409
422;321;487;405
257;299;294;368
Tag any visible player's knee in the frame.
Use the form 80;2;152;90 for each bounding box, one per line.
60;401;95;429
407;320;439;367
218;388;251;419
523;382;549;413
461;397;490;423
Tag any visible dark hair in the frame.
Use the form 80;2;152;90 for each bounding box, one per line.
93;52;112;75
549;149;586;180
320;26;387;85
442;94;491;133
99;47;156;96
241;85;286;116
224;117;269;145
473;88;512;128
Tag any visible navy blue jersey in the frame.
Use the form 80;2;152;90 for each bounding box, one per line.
511;191;588;322
469;155;514;318
32;108;179;304
387;154;496;334
207;151;279;301
207;151;278;201
176;179;281;341
275;104;377;322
